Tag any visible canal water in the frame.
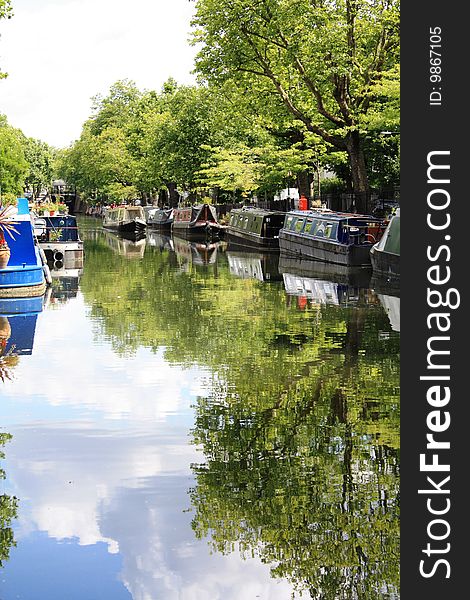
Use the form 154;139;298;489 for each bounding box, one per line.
0;218;400;599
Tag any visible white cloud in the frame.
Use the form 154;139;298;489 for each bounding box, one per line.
2;293;209;424
7;423;303;599
0;0;197;146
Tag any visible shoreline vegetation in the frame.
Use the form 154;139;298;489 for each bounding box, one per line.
1;1;399;214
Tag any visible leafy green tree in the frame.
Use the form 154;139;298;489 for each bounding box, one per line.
23;138;55;199
0;0;13;80
0;115;28;200
192;0;400;210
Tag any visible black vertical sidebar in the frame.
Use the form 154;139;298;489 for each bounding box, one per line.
401;2;466;597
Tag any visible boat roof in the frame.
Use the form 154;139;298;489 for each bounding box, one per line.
231;207;286;216
287;209;382;222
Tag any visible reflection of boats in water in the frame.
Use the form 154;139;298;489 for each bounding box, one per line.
173;236;223;266
377;293;400;332
102;230;146;259
370;274;400;333
227;251;281;282
0;296;43;358
279;256;376;307
146;231;174;252
279;255;372;288
45;265;81;306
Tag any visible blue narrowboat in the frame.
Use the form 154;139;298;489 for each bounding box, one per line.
0;199;47;299
279;209;386;266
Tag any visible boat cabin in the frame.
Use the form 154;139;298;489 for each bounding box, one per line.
282;211;384;246
173;204;218;226
228;208;285;238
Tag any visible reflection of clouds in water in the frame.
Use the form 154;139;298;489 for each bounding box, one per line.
8;426;299;600
2;295;209;423
3;296;301;599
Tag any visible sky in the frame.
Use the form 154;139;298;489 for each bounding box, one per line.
0;0;198;148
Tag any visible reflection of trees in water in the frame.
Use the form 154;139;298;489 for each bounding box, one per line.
190;312;400;599
80;234;400;597
0;433;18;568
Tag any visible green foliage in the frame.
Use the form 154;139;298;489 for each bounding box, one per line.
0;115;28;197
23;138;55;198
78;223;400;597
192;0;400;197
0;432;18;568
0;0;13;80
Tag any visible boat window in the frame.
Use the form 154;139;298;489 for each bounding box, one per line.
304;219;314;234
312;220;328;237
288;217;298;231
295;218;305;232
284;215;294;229
324;223;336;238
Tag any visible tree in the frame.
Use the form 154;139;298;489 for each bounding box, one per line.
0;115;28;201
192;0;400;211
23;138;55;199
0;0;13;80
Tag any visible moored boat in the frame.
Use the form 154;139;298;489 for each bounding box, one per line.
0;198;47;299
279;209;386;266
226;207;285;250
103;205;147;235
172;204;225;240
144;207;174;230
33;214;84;268
370;208;400;279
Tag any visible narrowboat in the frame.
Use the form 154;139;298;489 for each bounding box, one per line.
103;205;147;236
33;214;84;268
172;204;225;240
279;209;386;266
144;206;174;230
227;251;282;282
226;207;285;250
0;198;47;299
370;208;400;279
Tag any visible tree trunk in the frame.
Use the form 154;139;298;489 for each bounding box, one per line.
345;131;370;213
296;170;311;199
165;182;180;207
